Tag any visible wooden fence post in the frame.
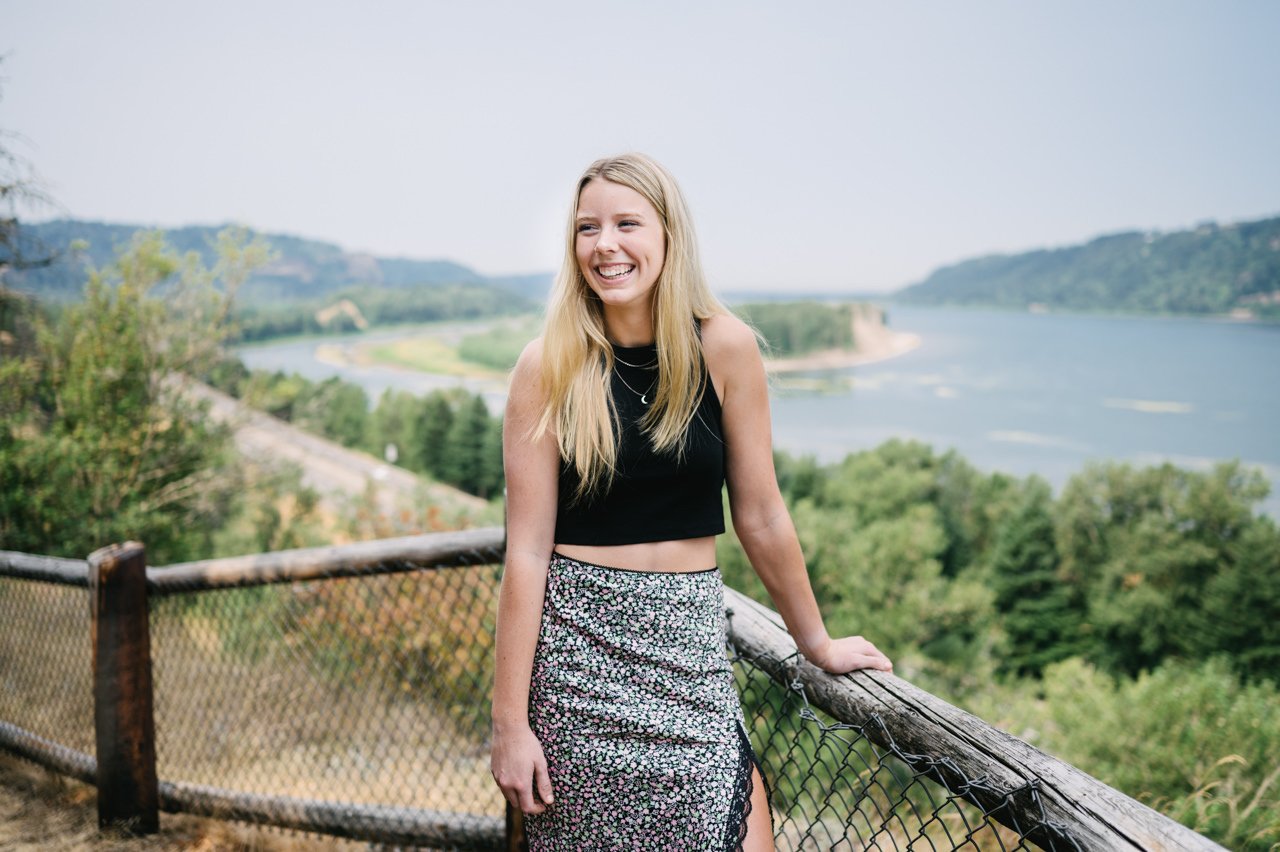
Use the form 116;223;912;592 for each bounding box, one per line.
89;541;159;835
505;803;528;851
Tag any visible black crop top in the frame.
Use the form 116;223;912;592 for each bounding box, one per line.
554;342;726;545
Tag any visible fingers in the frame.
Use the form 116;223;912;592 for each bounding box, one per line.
819;636;894;674
535;757;555;808
494;764;555;815
518;776;544;814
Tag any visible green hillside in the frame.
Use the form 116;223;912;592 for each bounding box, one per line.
896;215;1280;318
5;219;552;304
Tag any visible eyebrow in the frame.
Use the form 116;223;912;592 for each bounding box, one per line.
575;211;648;221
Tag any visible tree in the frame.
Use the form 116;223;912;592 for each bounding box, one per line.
1056;461;1272;677
414;392;454;478
368;389;421;464
0;230;268;562
990;478;1083;678
1;64;56;284
295;376;369;447
439;394;490;494
478;414;505;499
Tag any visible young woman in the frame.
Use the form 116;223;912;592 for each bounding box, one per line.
491;153;892;850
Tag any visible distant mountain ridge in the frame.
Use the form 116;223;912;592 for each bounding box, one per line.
5;219;553;303
895;214;1280;317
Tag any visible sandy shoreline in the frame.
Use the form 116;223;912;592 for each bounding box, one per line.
309;314;923;377
764;329;922;373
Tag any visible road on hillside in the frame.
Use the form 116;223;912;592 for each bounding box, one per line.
183;380;488;523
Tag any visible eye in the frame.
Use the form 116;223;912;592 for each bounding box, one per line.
618;220;639;229
576;222;598;234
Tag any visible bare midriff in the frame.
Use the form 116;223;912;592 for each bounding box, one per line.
554;536;718;574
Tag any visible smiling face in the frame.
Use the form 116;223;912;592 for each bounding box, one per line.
574;178;667;324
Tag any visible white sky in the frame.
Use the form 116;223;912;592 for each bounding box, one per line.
3;0;1279;292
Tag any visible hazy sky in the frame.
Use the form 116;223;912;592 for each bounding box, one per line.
4;1;1278;292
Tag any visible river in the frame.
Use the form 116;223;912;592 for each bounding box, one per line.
237;307;1280;515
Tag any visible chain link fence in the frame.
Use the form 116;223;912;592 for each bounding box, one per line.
732;648;1051;851
150;564;502;833
1;535;1223;850
0;570;94;765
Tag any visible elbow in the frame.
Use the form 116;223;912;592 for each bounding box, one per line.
731;501;792;550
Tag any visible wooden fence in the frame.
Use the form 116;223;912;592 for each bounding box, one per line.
0;528;1225;850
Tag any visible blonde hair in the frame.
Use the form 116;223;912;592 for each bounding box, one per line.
536;153;728;500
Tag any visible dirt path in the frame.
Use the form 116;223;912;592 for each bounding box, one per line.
183;379;489;525
0;751;354;851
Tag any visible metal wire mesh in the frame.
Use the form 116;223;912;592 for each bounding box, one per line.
731;641;1062;851
0;575;94;758
1;542;1128;850
148;562;503;841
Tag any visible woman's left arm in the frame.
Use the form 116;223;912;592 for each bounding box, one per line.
702;313;892;675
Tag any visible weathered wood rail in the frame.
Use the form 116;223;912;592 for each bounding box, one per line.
725;589;1226;852
1;528;1227;850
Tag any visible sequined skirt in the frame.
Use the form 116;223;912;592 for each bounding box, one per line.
526;553;760;851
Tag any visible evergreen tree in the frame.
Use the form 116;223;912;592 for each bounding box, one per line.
368;389;420;465
295;376;368;447
0;231;262;561
990;478;1081;677
414;392;454;478
1195;517;1280;682
478;414;505;499
439;394;489;494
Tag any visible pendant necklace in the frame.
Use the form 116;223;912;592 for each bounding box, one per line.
614;368;656;405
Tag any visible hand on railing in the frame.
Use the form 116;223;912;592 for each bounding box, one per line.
804;634;893;676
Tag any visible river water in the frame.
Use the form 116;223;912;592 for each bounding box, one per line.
238;306;1280;515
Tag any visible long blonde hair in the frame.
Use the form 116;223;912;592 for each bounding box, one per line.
536;153;728;500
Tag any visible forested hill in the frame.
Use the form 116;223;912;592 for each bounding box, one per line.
6;219;553;304
895;214;1280;317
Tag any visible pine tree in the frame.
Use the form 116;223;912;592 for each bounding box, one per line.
414;392;454;478
477;414;505;499
991;478;1082;677
439;394;489;494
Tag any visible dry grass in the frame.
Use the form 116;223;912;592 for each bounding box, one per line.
0;750;358;851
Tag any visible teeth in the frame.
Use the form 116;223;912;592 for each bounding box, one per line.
599;264;634;279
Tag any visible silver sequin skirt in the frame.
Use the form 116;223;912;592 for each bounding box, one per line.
525;553;762;851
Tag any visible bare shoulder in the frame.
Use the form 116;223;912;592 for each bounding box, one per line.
506;336;547;414
509;336;547;387
701;312;761;369
513;335;545;374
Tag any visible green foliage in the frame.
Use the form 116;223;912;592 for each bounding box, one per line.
990;478;1084;677
897;215;1280;316
412;392;455;476
439;395;494;498
205;360;504;500
963;658;1280;851
234;283;532;342
456;317;542;371
1194;518;1280;682
292;377;369;447
1055;460;1272;678
734;301;855;356
0;230;267;562
9;219;543;305
726;441;1278;689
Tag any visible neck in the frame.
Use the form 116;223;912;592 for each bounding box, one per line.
602;305;655;347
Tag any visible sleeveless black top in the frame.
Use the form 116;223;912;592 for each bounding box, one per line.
554;341;726;546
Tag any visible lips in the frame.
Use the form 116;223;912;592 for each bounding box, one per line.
597;264;635;280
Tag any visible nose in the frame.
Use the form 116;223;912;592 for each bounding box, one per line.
595;227;618;253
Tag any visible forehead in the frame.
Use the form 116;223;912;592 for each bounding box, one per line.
576;179;659;218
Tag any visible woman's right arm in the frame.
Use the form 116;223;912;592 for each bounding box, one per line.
491;337;560;814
